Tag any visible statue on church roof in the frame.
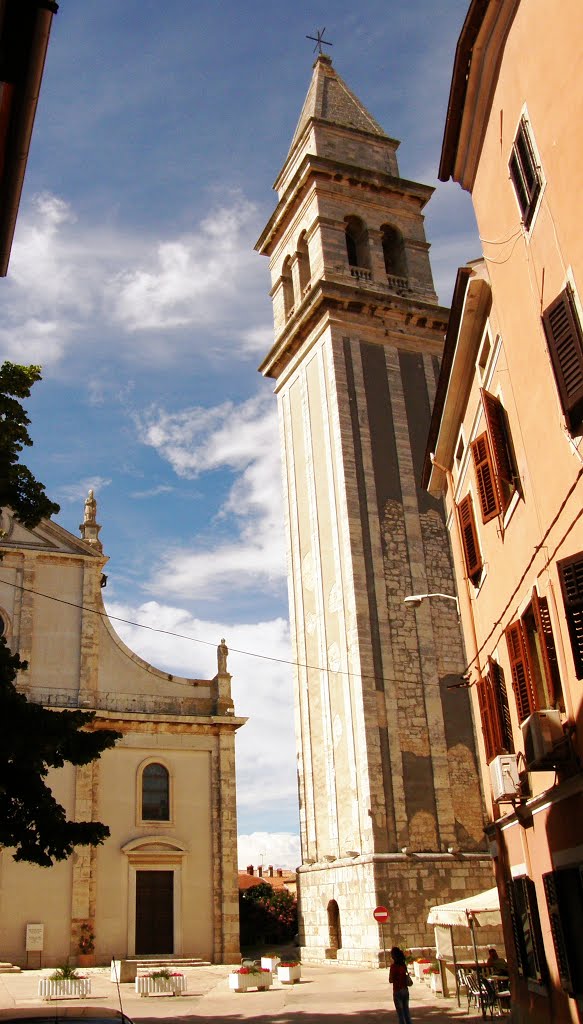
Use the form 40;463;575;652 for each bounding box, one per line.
217;637;229;675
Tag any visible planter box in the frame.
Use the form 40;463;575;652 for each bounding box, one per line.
135;975;187;997
38;978;91;1001
430;973;443;994
261;956;280;971
413;961;431;981
228;971;272;992
278;964;301;984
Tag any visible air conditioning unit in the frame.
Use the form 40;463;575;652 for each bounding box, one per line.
521;710;564;770
489;754;520;802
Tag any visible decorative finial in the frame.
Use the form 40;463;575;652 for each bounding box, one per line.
306;27;333;56
79;489;103;552
217;637;229;675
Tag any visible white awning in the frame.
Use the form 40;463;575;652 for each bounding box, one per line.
427;887;501;927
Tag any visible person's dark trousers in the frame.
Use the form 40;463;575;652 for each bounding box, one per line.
394;988;413;1024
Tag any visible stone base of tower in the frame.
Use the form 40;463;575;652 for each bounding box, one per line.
297;853;497;967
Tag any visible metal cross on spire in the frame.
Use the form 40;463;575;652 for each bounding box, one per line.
306;27;333;55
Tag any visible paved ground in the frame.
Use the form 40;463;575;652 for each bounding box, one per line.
0;962;489;1024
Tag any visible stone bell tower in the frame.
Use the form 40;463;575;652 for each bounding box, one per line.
256;55;492;964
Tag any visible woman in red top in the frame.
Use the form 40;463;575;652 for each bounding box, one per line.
388;946;412;1024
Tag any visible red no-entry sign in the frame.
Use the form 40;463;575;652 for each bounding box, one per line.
373;905;389;923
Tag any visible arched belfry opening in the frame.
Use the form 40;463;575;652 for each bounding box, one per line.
297;232;311;296
345;215;370;271
381;223;408;282
327;900;342;958
282;256;294;319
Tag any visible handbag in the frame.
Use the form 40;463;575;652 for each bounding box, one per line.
405;972;413;987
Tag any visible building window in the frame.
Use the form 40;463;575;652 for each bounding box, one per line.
542;285;583;434
282;257;294;321
505;589;563;722
297;232;311;296
477;331;492;381
557;552;583;679
508;875;547;984
141;763;170;821
476;656;514;764
456;492;483;586
470;389;518;523
543;867;583;997
509;116;543;229
381;224;407;282
345;216;370;270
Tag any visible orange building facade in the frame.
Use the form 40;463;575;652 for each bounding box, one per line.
425;2;583;1022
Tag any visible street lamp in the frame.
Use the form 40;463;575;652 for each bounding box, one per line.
403;592;460;618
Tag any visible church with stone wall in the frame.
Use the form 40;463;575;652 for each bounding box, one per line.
256;54;494;964
0;495;244;967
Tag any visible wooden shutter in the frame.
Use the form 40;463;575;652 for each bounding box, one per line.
543;871;573;993
542;287;583;432
477;676;498;762
505;620;538;722
507;879;526;976
481;389;515;503
531;589;561;704
488;656;514;753
470;433;500;522
558;553;583;679
457;493;482;584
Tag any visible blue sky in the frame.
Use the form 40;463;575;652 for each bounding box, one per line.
7;0;479;869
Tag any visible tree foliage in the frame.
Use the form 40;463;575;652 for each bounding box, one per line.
239;881;298;946
0;362;60;525
0;362;121;866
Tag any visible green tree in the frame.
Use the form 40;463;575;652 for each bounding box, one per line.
0;362;60;525
239;881;298;946
0;361;121;866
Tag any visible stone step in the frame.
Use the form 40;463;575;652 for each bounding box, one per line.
0;964;21;973
131;958;209;968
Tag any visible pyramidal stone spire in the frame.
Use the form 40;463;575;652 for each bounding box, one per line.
288;54;387;155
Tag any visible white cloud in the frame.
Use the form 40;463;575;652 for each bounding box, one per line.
138;390;286;598
2;191;270;368
238;833;300;872
57;476;112;503
104;599;298;835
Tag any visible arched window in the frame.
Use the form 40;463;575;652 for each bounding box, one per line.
297;232;311;295
381;224;407;281
141;762;170;821
327;899;342;957
282;256;294;320
345;216;370;270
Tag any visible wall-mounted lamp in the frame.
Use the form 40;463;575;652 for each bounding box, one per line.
403;592;460;619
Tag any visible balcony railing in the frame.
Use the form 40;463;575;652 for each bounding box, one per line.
350;265;372;282
386;274;409;292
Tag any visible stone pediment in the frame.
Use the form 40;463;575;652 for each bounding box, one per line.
0;508;102;558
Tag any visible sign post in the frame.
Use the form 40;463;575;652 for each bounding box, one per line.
373;905;390;968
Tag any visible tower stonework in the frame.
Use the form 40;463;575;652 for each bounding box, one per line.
257;55;493;964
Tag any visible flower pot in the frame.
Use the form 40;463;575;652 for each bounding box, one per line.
38;978;91;1001
135;974;186;997
229;972;250;993
261;956;280;971
278;963;301;984
414;960;430;981
430;972;443;994
256;970;273;990
77;954;95;968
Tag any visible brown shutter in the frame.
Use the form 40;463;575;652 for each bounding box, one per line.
542;287;583;432
470;433;500;522
507;879;526;976
457;494;483;584
543;871;574;993
531;589;561;704
477;676;497;763
558;553;583;679
481;389;515;499
505;620;538;722
488;656;514;753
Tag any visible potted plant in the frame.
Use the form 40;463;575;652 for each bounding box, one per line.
261;952;281;971
413;957;431;981
77;922;95;967
135;967;187;997
228;965;273;992
38;965;91;1000
277;960;301;984
429;962;443;994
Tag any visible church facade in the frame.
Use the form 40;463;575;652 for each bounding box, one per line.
257;55;493;964
0;496;244;967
